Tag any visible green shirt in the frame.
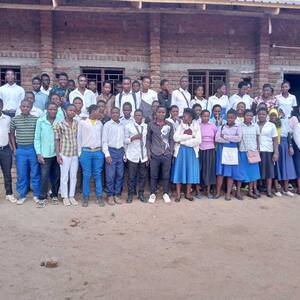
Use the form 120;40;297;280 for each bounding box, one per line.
10;114;38;145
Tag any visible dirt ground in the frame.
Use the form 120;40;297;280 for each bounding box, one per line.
0;186;300;300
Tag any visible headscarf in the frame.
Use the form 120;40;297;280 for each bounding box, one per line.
269;108;281;144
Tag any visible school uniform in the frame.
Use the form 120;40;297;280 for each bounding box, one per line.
166;117;181;133
276;93;297;117
139;89;158;119
171;88;191;117
96;93;115;117
115;91;140;117
229;94;253;110
69;88;97;115
254;96;278;112
158;91;171;115
40;86;52;96
191;97;208;110
120;116;135;128
208;95;230;120
33;90;48;111
16;105;44;118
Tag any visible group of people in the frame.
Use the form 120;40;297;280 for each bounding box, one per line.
0;69;300;208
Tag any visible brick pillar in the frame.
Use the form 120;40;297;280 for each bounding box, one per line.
254;17;270;93
40;11;54;79
149;14;161;90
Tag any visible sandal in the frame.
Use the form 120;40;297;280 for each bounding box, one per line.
235;193;244;201
175;195;181;202
185;194;194;201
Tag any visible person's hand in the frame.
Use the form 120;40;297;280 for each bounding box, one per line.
106;156;112;164
183;128;192;135
147;152;151;161
57;155;63;165
272;152;279;162
37;155;45;165
131;134;142;141
288;146;294;156
146;160;150;167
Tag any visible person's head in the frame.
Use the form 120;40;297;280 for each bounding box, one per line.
115;81;123;94
141;76;151;91
102;80;112;95
41;73;50;89
73;97;83;113
160;79;170;92
182;108;195;124
88;104;100;120
257;108;268;122
0;98;3;113
256;101;268;113
201;109;210;124
111;107;120;121
47;102;58;119
57;72;69;88
77;74;87;89
236;102;246;116
281;80;290;94
132;80;140;93
97;100;106;113
269;108;279;124
32;76;41;92
65;104;76;120
237;81;248;96
170;105;179;119
227;109;237;126
134;109;143;124
88;81;97;93
25;91;35;104
194;85;204;98
244;109;253;124
212;104;222;118
151;100;159;114
122;77;131;93
5;69;15;84
246;81;252;95
122;102;132;119
214;80;227;96
192;103;202;119
49;93;62;107
179;76;189;90
262;83;273;98
68;79;76;91
20;100;31;115
156;105;167;121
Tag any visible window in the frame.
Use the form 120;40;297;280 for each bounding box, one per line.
81;67;124;94
188;70;227;99
0;66;21;86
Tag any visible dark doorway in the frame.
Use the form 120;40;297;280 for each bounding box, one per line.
284;73;300;105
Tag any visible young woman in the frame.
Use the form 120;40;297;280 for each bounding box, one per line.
210;104;226;128
215;109;243;200
73;97;88;121
236;102;246;125
276;81;297;118
192;103;202;128
199;109;217;198
239;109;261;199
253;83;278;112
172;108;201;202
96;81;115;117
191;85;208;110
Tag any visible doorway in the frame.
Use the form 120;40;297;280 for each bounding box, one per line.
284;73;300;105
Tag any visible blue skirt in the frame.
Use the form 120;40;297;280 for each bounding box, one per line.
276;137;296;180
172;145;200;184
216;143;245;181
239;152;261;182
293;140;300;178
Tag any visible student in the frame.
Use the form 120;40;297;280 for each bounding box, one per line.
158;79;172;115
0;98;15;203
32;76;48;110
96;81;115;117
146;106;174;203
114;81;123;95
120;102;134;127
276;81;297;118
290;115;300;194
132;80;141;93
78;105;105;207
171;76;191;117
69;74;96;114
192;103;202;125
40;73;51;96
125;109;148;203
239;109;261;199
166;105;181;132
10;100;40;204
253;83;278;112
0;69;25;118
236;102;246;125
257;108;279;197
88;80;99;97
49;72;69;108
102;107;125;205
172;108;201;202
73;97;88;122
191;85;208;110
145;100;159;124
139;76;158;119
210;104;225;128
97;100;111;125
16;91;43;118
54;104;79;206
68;80;76;93
34;102;60;208
229;81;253;110
208;80;229;120
199;109;217;198
48;93;65;121
215;109;243;200
115;77;139;117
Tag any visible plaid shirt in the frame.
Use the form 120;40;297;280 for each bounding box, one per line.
54;119;78;157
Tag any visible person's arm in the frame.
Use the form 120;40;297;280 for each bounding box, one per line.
169;123;175;154
173;125;191;143
34;120;45;164
9;119;17;155
215;126;227;143
288;132;294;156
224;125;242;143
115;94;120;109
77;120;82;156
170;91;177;106
54;124;63;164
146;123;152;160
181;126;201;148
102;123;112;164
272;125;279;162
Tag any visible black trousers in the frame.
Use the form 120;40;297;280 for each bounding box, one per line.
0;145;13;195
128;160;147;195
150;154;172;194
39;157;60;200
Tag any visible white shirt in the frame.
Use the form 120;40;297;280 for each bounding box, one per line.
120;116;135;128
102;119;125;157
208;94;230;113
115;91;140;117
276;93;297;117
40;86;52;96
229;94;253;110
77;118;103;155
191;97;208;110
125;122;148;163
140;89;158;105
69;88;97;114
16;106;43;118
166;117;181;132
171;88;191;116
0;113;10;146
258;121;278;152
0;83;25;111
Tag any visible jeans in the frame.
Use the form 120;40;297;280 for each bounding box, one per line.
128;160;147;195
15;145;40;198
0;145;13;195
105;147;124;196
79;149;104;197
60;155;78;198
39;157;60;200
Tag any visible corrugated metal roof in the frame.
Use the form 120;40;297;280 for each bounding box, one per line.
234;0;300;4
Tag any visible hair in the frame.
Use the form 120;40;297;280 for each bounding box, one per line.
0;98;3;106
5;69;15;76
134;109;143;116
88;80;96;84
115;80;122;86
212;104;222;111
192;103;201;110
157;105;167;111
152;100;159;106
262;83;272;90
170;105;179;111
180;75;188;81
236;101;246;109
141;76;151;82
20;99;30;106
238;81;248;89
88;104;99;115
111;107;120;113
132;80;140;86
244;109;253;116
194;85;204;93
47;102;58;109
214;80;226;92
50;93;61;100
160;79;168;86
227;108;237;117
201;109;210;116
122;77;131;83
41;73;50;79
68;79;75;85
25;91;35;98
66;104;76;110
77;74;87;81
97;100;106;105
257;107;268;114
58;72;68;79
102;80;111;87
281;80;290;88
32;76;41;83
122;102;132;109
73;97;83;103
183;108;195;120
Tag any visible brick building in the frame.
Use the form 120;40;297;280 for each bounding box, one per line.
0;0;300;99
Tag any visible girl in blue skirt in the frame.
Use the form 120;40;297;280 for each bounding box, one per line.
172;108;201;202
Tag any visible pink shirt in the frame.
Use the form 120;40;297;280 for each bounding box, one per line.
199;123;217;150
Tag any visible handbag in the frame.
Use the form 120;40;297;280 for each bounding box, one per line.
221;146;238;165
246;150;261;164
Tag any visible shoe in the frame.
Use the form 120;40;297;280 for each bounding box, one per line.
225;196;231;201
6;194;16;203
175;195;181;202
51;197;59;205
288;183;294;191
266;192;273;198
37;200;46;208
16;198;26;205
283;191;294;197
138;192;146;203
195;193;202;200
185;194;194;201
33;196;39;203
63;198;71;206
69;197;78;206
114;196;122;205
207;193;214;199
82;197;89;207
127;194;133;204
107;196;115;206
254;189;261;198
213;194;221;199
274;192;282;197
163;193;171;203
148;194;156;204
247;192;258;199
235;193;243;200
96;196;105;207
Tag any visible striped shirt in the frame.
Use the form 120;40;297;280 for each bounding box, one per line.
10;114;38;145
54;119;78;157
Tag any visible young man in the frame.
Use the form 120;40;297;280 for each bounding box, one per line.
102;107;125;205
145;100;159;124
171;76;191;117
48;93;65;121
132;80;141;93
114;81;123;95
49;72;69;108
15;91;43;118
146;106;174;203
125;109;148;203
88;80;99;97
32;76;48;110
40;73;52;96
0;99;16;203
115;77;140;117
69;74;96;114
158;79;172;116
73;97;88;122
229;81;253;110
34;102;60;208
0;69;25;118
54;104;79;206
68;80;76;93
10;100;40;204
97;100;111;125
120;102;134;127
96;81;115;117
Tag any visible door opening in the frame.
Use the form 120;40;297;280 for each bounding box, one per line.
284;73;300;105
